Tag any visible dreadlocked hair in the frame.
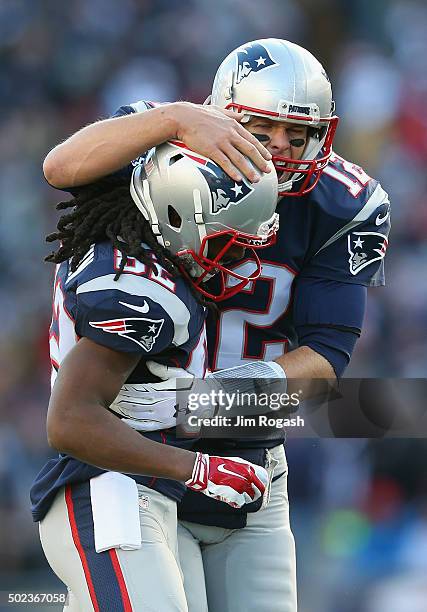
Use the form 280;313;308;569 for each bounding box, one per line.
45;176;215;310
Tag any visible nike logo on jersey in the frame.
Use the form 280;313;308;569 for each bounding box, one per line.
217;464;247;480
119;300;150;314
375;209;390;225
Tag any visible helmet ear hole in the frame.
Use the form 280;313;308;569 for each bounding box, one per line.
168;205;182;229
169;154;184;166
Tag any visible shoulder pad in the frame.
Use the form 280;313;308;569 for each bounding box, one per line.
76;272;191;346
316;182;390;254
67;244;194;350
76;290;175;355
302;177;391;287
311;155;380;220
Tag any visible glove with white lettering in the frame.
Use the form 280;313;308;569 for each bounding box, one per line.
185;452;268;508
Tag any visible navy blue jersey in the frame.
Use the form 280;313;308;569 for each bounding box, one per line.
31;242;207;521
180;153;390;527
208;152;390;371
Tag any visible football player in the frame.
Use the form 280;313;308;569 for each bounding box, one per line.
176;39;390;612
31;142;279;611
42;39;391;612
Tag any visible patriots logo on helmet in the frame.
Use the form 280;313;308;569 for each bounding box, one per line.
89;317;164;352
348;231;388;275
235;42;277;84
198;161;253;214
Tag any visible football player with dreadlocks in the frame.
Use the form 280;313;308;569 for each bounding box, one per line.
43;39;390;612
31;144;279;611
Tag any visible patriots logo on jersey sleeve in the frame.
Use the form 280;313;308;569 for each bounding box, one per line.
236;42;277;84
199;162;253;214
348;231;388;275
89;316;164;352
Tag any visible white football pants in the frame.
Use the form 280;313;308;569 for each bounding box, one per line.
178;444;297;612
39;482;187;611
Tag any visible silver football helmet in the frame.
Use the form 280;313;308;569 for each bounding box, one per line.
130;141;279;301
211;38;339;196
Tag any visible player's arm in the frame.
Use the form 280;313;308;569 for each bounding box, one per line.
47;337;267;507
43;102;271;188
183;280;365;402
274;278;367;395
278;183;390;394
275;345;335;386
47;336;196;480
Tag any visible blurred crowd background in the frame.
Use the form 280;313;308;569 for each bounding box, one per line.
1;1;426;611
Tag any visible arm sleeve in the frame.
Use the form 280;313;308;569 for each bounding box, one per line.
293;277;367;377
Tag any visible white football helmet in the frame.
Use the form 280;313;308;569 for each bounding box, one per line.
130;142;279;301
211;38;339;197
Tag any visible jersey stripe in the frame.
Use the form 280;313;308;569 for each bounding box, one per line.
67;246;95;283
109;550;133;612
65;485;100;612
65;482;135;611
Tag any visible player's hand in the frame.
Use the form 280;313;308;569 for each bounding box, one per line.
185;452;268;508
146;361;215;436
109;362;194;431
146;361;194;390
171;102;272;183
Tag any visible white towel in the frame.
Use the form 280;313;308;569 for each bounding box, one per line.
90;472;142;553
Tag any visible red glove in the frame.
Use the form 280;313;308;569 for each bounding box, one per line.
185;452;268;508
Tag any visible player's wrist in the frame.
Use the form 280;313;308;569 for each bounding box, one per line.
265;360;287;379
207;360;287;402
168;101;193;140
169;450;198;483
186;453;268;508
185;452;208;491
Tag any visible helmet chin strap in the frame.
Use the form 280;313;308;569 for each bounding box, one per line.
186;188;209;278
130;168;166;247
142;179;165;247
192;188;207;251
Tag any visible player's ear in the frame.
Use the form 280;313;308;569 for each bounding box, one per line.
203;95;211;106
